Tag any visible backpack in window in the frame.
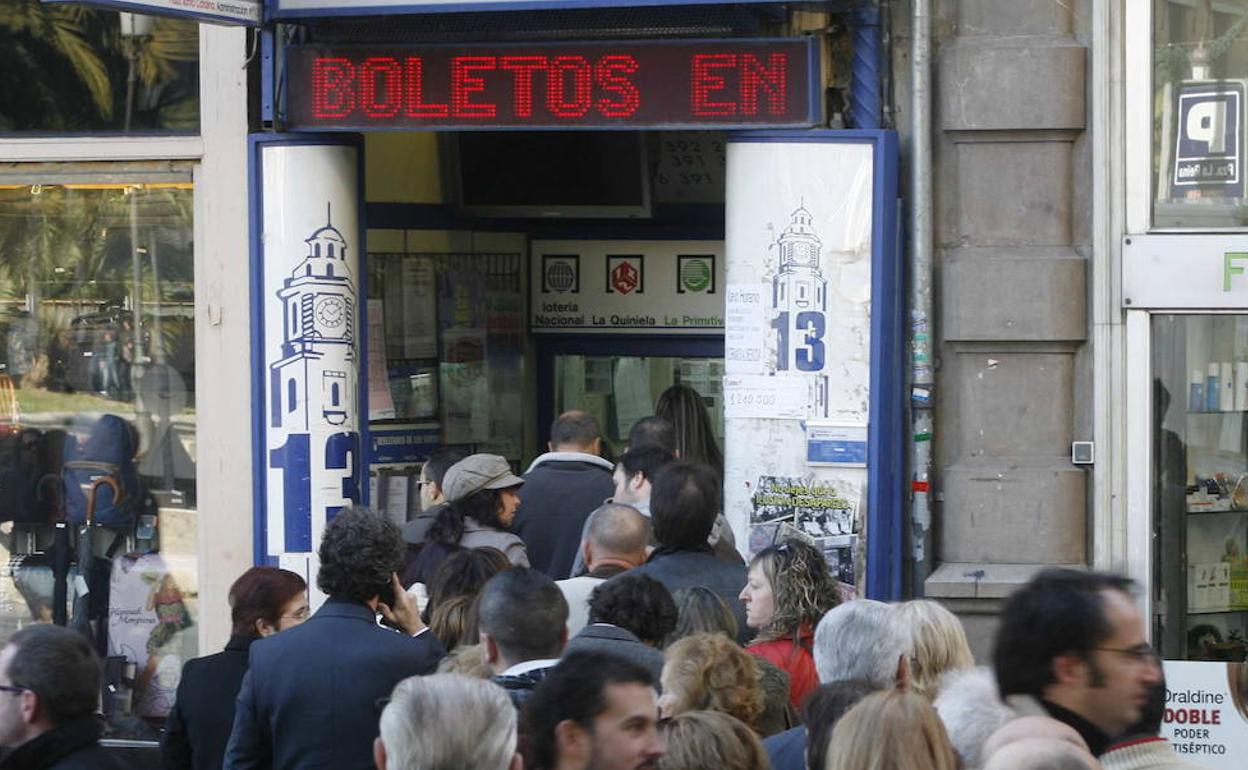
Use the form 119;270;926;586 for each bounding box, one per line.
63;415;141;529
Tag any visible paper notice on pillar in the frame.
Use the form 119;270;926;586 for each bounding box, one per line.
723;373;808;420
367;300;397;420
806;422;868;467
1159;661;1248;769
725;283;768;373
750;475;857;537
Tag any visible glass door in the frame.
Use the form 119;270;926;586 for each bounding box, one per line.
535;336;724;455
1152;314;1248;661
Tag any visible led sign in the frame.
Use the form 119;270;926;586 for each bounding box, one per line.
286;39;818;130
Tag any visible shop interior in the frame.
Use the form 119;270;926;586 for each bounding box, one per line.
362;129;729;519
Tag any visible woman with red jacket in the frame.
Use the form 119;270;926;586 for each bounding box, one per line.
738;539;840;710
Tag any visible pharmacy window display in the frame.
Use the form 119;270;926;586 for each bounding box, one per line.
0;182;198;737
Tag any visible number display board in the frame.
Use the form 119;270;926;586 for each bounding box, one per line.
273;0;793;21
285;39;818;131
250;138;365;589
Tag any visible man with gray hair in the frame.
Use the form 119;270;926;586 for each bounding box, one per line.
764;599;911;770
557;503;650;636
373;674;520;770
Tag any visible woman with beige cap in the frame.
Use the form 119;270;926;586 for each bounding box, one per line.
406;454;528;585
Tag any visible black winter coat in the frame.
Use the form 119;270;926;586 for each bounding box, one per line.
0;716;129;770
161;634;255;770
511;454;615;580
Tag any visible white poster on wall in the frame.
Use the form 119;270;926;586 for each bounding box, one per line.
1159;661;1248;769
723;140;875;575
258;142;363;606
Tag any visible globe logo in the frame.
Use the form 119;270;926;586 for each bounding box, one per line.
545;261;577;293
679;258;712;292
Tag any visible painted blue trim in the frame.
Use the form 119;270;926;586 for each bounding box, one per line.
44;0;259;25
849;4;882;129
262;28;276;127
727;128;902;601
282;36;819;133
249;132;366;568
270;0;802;20
534;334;724;448
354;133;370;508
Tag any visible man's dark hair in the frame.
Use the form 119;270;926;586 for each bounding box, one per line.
628;416;676;455
229;567;307;637
424;446;470;489
588;574;678;647
5;625;100;724
478;568;569;663
524;652;654;770
617;445;675;485
550;411;602;449
317;505;405;603
803;679;876;770
649;461;720;549
993;568;1135;698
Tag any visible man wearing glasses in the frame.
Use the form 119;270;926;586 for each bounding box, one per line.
993;568;1164;757
0;624;127;769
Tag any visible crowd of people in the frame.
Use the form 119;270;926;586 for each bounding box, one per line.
0;392;1191;770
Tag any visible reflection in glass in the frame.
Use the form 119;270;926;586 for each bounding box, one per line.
1153;315;1248;662
0;5;198;133
1153;1;1248;227
0;182;196;735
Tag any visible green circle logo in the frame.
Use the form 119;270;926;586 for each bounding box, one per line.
680;259;711;292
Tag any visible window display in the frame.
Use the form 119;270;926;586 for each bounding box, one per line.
1154;315;1248;662
0;181;197;736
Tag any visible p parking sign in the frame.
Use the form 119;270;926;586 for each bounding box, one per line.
1171;81;1245;198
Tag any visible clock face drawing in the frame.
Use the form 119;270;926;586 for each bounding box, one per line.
315;296;346;329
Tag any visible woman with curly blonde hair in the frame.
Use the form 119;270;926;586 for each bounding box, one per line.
658;633;764;731
739;539;840;708
824;689;958;770
657;711;769;770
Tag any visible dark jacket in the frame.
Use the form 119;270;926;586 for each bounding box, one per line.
631;546;751;644
762;726;806;770
162;634;255;770
0;716;129;770
564;624;665;685
512;452;615;579
399;504;442;587
493;663;557;709
224;597;444;770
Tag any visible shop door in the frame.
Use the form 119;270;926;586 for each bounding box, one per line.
1146;313;1248;662
535;336;724;452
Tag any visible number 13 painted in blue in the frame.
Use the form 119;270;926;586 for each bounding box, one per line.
771;311;827;372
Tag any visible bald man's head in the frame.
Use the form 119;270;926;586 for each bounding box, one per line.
984;738;1100;770
982;717;1090;763
583;503;650;570
549;411;602;452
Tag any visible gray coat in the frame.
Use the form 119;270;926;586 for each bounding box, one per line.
563;624;665;686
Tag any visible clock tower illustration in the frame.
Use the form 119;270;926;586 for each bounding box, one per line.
270;204;358;431
771;203;831;418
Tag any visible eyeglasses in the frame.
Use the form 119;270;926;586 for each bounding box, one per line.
0;685;27;696
281;606;311;622
1094;645;1158;664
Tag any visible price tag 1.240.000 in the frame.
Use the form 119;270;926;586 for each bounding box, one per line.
723;374;809;420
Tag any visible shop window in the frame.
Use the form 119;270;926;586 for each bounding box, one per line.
0;7;198;134
1153;1;1248;227
0;181;197;735
1152;314;1248;661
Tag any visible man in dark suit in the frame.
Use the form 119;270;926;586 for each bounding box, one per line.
512;411;615;579
563;573;675;684
163;566;308;770
630;461;750;644
224;506;444;770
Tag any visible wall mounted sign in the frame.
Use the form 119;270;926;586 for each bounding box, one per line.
1159;661;1248;769
43;0;259;25
1123;234;1248;308
250;138;365;593
529;240;724;334
286;39;818;131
